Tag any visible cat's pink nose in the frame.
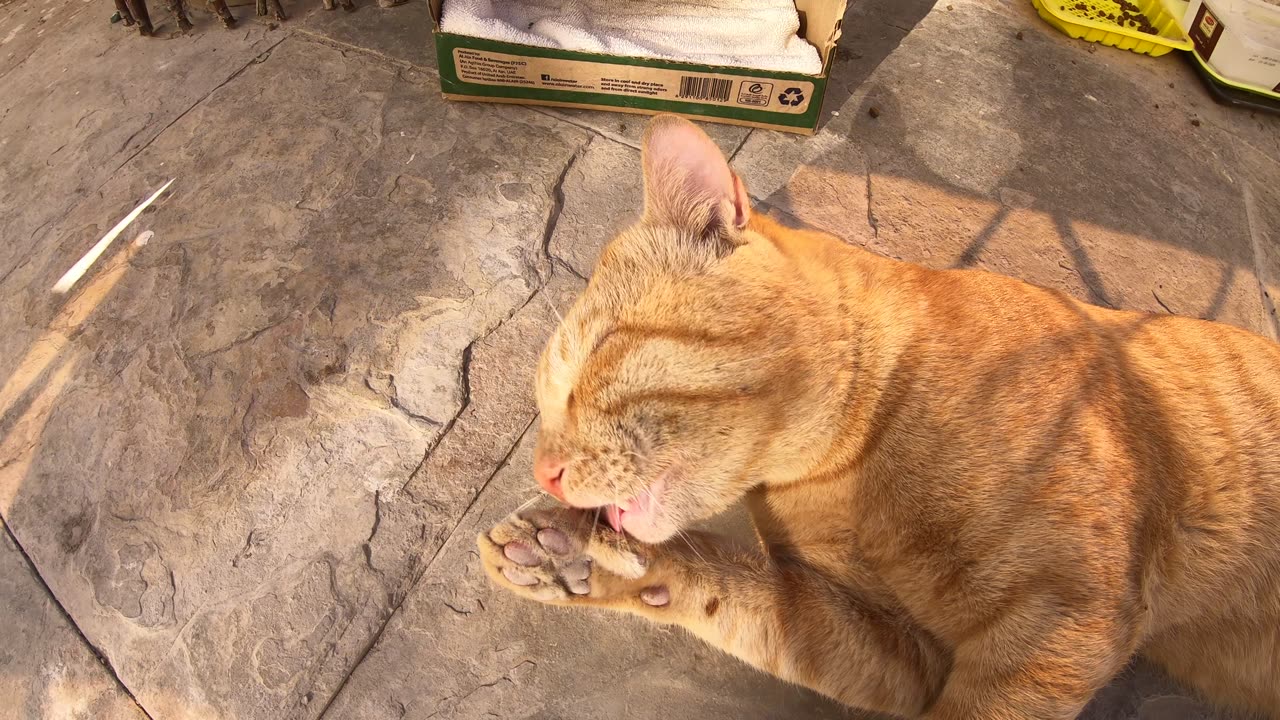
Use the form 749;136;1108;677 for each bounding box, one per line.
534;455;567;503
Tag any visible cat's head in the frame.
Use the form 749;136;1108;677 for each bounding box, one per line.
532;115;832;543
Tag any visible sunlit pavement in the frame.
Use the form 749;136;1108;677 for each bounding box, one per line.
0;0;1275;717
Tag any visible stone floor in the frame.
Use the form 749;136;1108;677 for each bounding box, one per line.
0;0;1276;717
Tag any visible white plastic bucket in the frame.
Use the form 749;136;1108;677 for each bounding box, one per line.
1182;0;1280;93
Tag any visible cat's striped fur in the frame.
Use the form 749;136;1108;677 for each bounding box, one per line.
480;115;1280;719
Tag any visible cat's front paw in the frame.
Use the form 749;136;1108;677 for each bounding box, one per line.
477;506;654;606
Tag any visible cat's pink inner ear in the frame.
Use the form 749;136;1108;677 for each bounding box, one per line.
731;172;750;229
641;115;750;230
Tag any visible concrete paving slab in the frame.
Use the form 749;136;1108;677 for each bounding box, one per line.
962;0;1280;167
0;33;589;719
0;0;92;78
297;0;436;72
1235;146;1280;342
733;0;1279;337
0;0;279;293
546;106;751;158
322;429;852;720
548;138;640;279
0;523;149;720
1;0;1278;718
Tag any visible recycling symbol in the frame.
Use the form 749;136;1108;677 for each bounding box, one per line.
777;87;805;106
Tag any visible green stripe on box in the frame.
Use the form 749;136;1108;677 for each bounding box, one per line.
435;33;826;130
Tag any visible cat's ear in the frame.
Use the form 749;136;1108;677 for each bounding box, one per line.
640;115;750;242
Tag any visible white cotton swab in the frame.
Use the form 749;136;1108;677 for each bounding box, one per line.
51;178;175;295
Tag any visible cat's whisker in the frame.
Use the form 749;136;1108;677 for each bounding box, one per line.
649;486;708;567
609;475;628;536
542;293;565;324
574;506;593;540
589;505;603;540
675;527;708;567
514;494;541;513
644;487;660;517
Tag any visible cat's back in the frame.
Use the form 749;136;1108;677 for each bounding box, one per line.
1102;306;1280;627
888;259;1280;629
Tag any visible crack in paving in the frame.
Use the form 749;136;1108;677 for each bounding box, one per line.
292;28;439;78
395;339;475;497
389;140;588;494
531;107;642;150
362;490;384;570
370;137;590;483
313;414;538;720
311;139;588;719
552;256;587;282
193;316;293;359
107;37;288;181
116;113;156;155
0;253;29;290
423;659;535;718
441;599;472;617
865;165;879;239
0;519;157;720
728;129;753;163
539;138;590;282
366;373;444;429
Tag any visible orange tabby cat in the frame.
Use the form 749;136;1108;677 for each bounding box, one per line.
478;115;1280;719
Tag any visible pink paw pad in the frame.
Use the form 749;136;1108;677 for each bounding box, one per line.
536;528;571;555
502;566;538;586
503;541;540;567
640;586;670;607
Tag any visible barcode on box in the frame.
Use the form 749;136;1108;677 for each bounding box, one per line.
677;76;733;102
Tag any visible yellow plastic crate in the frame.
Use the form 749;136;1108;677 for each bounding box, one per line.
1032;0;1193;56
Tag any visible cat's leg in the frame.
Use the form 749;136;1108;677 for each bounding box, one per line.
920;609;1137;720
479;505;948;718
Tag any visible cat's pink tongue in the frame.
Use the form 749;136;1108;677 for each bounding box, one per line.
604;505;625;533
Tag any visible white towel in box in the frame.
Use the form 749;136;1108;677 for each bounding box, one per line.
440;0;824;75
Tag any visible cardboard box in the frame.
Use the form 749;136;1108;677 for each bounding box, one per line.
428;0;847;135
